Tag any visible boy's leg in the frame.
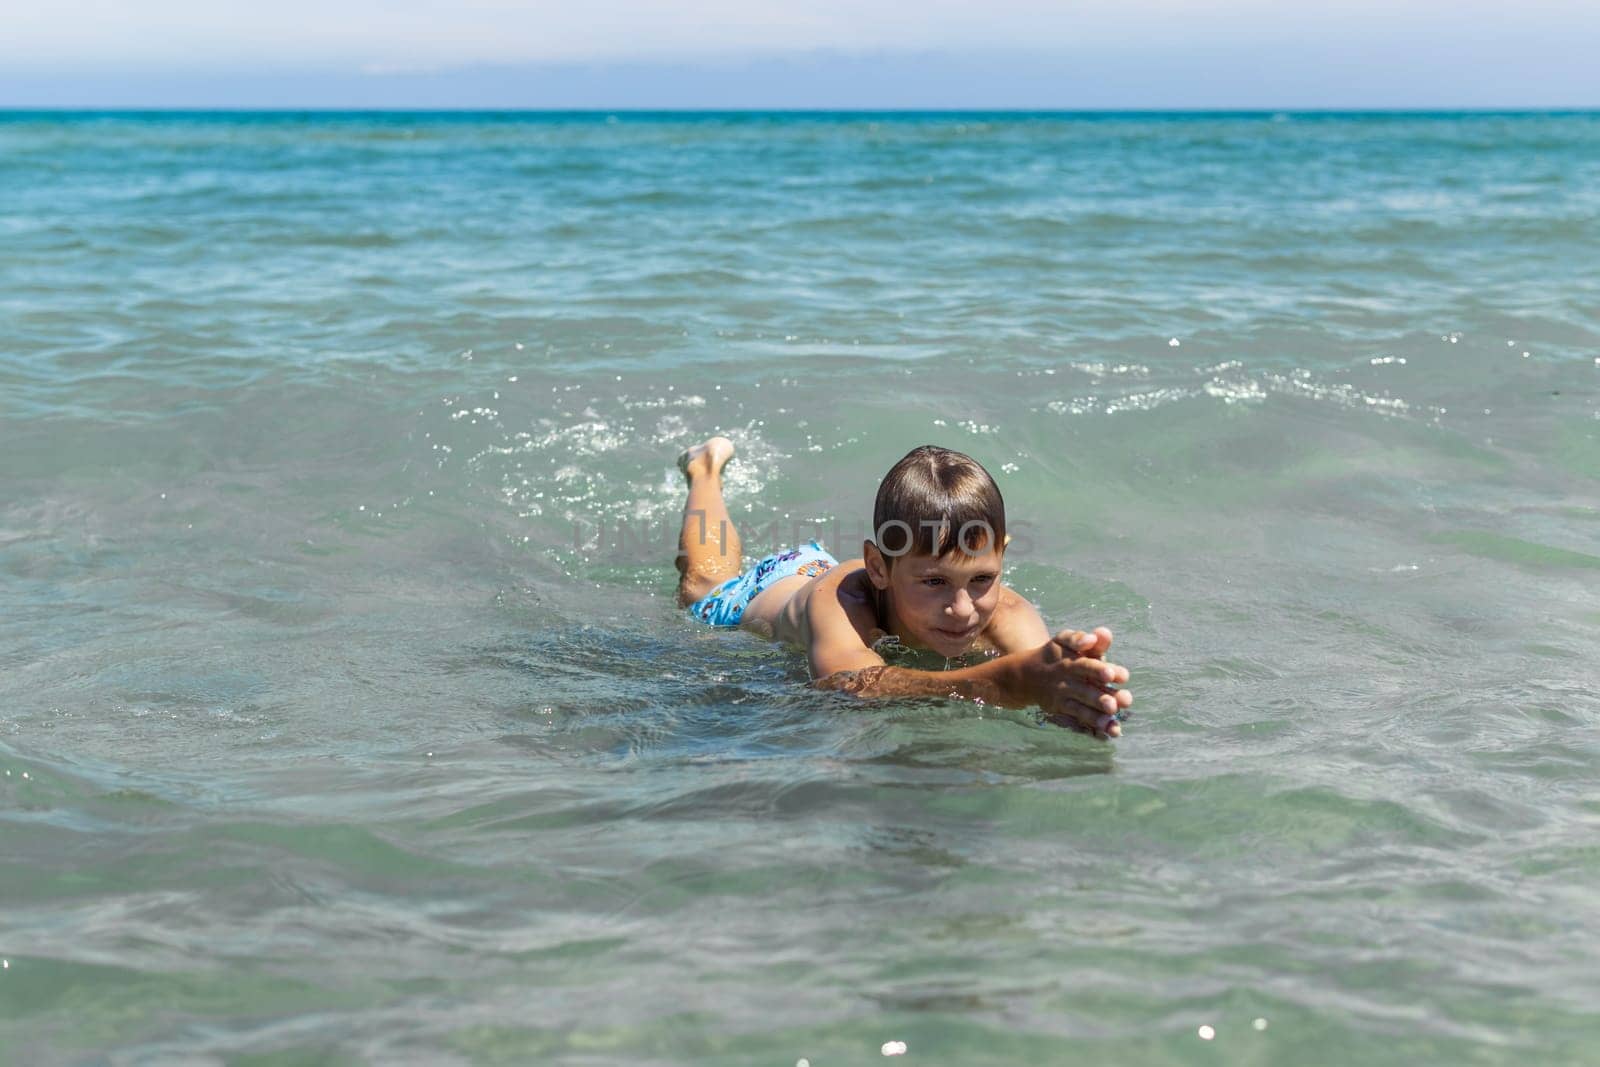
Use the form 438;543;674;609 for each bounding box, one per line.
675;436;743;607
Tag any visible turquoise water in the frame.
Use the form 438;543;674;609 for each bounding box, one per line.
2;111;1599;1064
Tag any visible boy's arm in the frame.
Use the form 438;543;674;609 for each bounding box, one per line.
814;655;1020;704
984;587;1122;682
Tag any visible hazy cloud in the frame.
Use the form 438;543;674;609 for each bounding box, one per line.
6;0;1597;71
3;0;1596;106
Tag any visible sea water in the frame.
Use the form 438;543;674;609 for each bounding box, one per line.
2;111;1598;1064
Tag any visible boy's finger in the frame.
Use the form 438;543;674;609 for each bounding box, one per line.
1059;683;1119;718
1055;629;1097;652
1068;658;1127;685
1063;679;1112;709
1081;658;1127;684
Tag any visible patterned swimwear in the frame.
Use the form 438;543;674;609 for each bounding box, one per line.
687;540;839;627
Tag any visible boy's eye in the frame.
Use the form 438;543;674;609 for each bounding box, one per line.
972;575;995;585
922;577;945;587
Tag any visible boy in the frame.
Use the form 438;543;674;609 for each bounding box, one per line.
673;438;1133;739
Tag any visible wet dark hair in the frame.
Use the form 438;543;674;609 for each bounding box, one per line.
872;445;1006;564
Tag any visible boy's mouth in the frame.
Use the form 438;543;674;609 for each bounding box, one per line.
935;623;980;641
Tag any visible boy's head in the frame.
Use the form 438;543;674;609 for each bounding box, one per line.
864;446;1008;656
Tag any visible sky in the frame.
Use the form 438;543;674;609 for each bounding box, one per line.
3;0;1598;108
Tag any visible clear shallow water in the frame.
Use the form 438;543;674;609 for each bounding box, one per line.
2;111;1599;1064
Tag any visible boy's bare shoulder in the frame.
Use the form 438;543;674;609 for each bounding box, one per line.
995;582;1036;612
978;582;1051;654
796;557;874;617
819;558;871;598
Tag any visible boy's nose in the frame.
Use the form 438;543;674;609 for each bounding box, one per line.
947;589;976;620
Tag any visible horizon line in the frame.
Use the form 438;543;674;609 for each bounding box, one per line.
5;106;1599;114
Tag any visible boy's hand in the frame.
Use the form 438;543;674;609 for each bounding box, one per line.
1013;627;1133;739
1070;626;1115;662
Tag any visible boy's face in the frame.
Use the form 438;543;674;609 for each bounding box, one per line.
865;542;1006;657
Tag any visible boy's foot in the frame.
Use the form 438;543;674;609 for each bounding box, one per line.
678;436;735;482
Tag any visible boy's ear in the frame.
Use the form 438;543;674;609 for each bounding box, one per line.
862;541;891;590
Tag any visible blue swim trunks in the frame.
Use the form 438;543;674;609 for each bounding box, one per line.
687;540;839;627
